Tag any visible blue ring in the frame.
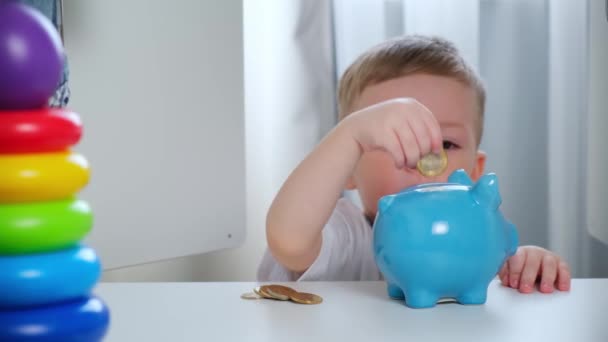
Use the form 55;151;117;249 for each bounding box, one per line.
0;245;101;308
0;296;110;342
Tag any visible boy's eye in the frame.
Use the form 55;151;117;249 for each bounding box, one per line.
443;141;459;150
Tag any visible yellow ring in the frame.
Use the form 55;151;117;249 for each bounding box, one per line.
0;151;90;203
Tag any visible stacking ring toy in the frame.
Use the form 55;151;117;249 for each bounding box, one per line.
0;151;90;203
0;296;110;342
0;245;101;308
0;108;82;154
0;2;64;109
0;198;92;254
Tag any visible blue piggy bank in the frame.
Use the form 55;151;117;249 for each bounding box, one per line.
373;169;518;308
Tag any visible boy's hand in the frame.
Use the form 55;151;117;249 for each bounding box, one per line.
498;246;571;293
342;98;443;169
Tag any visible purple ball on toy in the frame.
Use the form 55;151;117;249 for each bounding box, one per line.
0;1;64;109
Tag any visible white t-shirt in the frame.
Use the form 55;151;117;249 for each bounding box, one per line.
256;198;383;281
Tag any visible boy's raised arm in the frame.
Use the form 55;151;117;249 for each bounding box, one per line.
266;98;442;272
266;122;362;272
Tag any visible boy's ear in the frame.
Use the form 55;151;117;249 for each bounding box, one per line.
470;150;487;182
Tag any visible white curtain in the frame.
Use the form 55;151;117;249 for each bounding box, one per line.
332;0;608;277
549;0;608;277
586;0;608;251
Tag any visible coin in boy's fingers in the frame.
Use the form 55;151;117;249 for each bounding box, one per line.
417;149;447;177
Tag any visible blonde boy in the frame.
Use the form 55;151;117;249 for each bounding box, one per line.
258;35;570;294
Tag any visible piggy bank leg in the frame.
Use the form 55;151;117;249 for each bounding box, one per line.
456;284;488;305
403;288;440;308
387;283;405;299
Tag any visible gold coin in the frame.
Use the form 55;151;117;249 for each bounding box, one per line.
289;292;323;305
264;285;297;301
264;288;289;301
240;292;262;300
253;286;274;299
417;149;448;177
266;285;298;296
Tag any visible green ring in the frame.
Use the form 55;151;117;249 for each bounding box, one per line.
0;198;92;255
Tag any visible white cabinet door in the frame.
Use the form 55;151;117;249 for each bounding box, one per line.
63;0;245;269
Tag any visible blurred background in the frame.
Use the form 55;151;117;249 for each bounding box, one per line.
51;0;607;281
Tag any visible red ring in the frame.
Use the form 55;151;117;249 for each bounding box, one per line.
0;108;82;153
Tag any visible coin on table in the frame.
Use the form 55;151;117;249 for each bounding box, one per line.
264;285;298;301
289;292;323;305
258;285;289;301
241;292;262;300
253;286;275;299
416;149;448;177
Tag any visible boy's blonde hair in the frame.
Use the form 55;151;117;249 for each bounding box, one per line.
338;35;486;144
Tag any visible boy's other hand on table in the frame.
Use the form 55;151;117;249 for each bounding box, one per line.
498;246;571;293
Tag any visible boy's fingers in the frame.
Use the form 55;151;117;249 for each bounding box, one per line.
556;261;571;291
387;130;406;168
508;248;526;289
539;254;558;293
407;116;431;157
519;250;542;293
498;263;509;286
421;112;442;154
502;273;510;287
395;126;420;169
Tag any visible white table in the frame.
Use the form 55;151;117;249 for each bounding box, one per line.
96;279;607;341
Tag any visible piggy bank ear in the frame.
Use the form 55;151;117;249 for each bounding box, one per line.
472;173;502;209
378;195;395;213
448;169;473;185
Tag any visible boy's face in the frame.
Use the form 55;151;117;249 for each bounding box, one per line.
347;73;486;219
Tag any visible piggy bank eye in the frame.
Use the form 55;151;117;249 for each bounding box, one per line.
443;140;459;150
